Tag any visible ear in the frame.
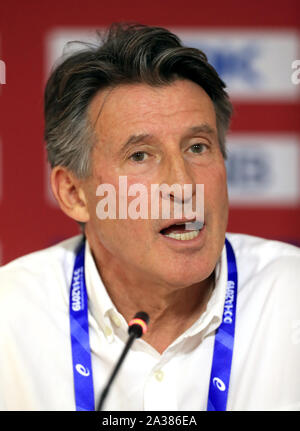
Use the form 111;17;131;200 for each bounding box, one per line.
50;166;90;223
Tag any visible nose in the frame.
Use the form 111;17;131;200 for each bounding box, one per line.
150;151;204;222
160;153;196;204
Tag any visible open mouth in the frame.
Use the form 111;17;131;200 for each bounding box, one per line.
159;220;204;241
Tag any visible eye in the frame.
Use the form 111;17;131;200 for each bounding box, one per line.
129;151;149;162
188;143;208;154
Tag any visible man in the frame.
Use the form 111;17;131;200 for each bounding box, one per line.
0;23;299;411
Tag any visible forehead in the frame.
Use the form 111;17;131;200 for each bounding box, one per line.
88;79;217;141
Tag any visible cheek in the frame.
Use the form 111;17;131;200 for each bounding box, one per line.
96;218;153;269
115;175;155;220
88;163;155;259
92;176;153;242
203;164;228;213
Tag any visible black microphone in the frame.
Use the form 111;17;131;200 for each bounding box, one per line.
96;311;150;411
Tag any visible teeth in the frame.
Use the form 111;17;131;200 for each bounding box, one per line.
164;230;200;241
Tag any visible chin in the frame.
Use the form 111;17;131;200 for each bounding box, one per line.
156;259;215;289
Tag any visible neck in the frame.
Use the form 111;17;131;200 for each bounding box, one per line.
86;234;215;354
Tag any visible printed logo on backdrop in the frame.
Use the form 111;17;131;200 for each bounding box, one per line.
46;28;300;100
226;134;300;206
175;29;300;100
291;60;300;85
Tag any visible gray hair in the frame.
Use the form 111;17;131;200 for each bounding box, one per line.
44;22;233;180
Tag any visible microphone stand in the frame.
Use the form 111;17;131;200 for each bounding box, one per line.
97;332;136;411
96;311;149;411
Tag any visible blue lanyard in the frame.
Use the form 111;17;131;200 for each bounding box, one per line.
207;238;238;411
69;239;95;411
69;237;237;411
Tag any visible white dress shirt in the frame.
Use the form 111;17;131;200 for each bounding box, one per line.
0;233;299;411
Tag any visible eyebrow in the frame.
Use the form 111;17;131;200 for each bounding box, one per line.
187;124;216;136
119;123;216;155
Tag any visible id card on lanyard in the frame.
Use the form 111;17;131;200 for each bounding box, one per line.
69;237;238;411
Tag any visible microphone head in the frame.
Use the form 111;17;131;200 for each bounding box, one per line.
128;311;150;338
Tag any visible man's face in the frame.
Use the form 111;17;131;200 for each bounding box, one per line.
83;79;229;288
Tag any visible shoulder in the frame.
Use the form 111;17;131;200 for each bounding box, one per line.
227;232;300;272
227;232;300;259
225;234;300;410
0;235;83;320
226;232;300;309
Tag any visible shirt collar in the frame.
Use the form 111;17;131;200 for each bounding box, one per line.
84;237;228;344
84;239;124;342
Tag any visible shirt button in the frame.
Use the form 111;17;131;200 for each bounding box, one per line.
154;370;164;382
111;314;121;328
104;326;113;337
